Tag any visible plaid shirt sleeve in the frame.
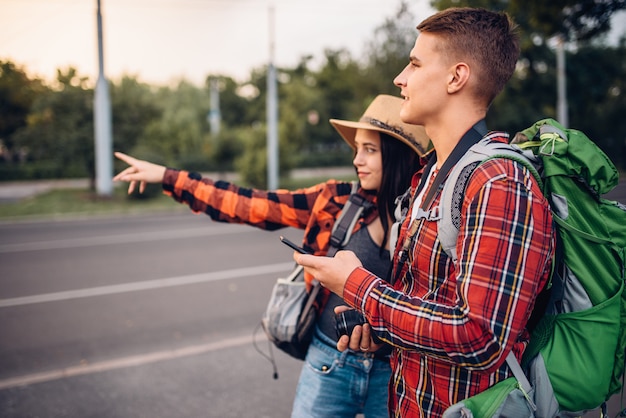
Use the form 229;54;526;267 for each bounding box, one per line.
343;156;555;416
161;168;331;231
161;169;369;293
161;168;365;250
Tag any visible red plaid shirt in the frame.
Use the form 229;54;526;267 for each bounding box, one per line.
343;134;555;417
162;169;377;291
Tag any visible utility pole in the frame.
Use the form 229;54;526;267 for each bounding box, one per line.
209;77;221;136
266;5;278;190
94;0;113;196
556;34;569;127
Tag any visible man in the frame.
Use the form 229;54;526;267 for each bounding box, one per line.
295;7;555;417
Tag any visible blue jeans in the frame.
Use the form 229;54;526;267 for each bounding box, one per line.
291;329;391;418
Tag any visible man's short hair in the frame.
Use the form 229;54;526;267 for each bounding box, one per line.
417;7;520;106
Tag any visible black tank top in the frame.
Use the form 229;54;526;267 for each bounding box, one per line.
317;226;391;341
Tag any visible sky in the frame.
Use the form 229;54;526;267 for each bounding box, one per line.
0;0;436;86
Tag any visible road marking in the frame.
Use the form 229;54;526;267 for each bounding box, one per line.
0;262;293;307
0;334;255;390
0;225;250;253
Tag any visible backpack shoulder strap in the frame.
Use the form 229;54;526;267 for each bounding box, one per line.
391;120;488;285
301;181;369;299
436;137;542;406
505;351;535;403
389;186;413;259
328;181;372;256
437;137;541;263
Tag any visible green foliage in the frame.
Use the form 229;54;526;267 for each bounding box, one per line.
564;43;626;168
207;128;245;172
488;41;558;131
233;122;301;188
431;0;625;41
1;0;625;186
510;0;625;42
234;126;268;188
135;80;212;166
12;68;95;180
363;1;419;96
205;75;256;127
110;76;161;157
0;160;87;181
0;60;46;163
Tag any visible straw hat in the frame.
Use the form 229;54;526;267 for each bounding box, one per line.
330;94;431;157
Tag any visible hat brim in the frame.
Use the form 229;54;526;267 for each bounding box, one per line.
330;118;425;156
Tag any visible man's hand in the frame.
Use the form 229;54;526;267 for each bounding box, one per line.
335;305;384;353
295;250;385;353
113;152;167;194
294;250;362;296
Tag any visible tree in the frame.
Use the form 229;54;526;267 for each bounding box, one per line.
507;0;626;42
363;1;419;96
13;68;95;180
133;80;211;168
235;125;270;188
303;49;362;165
431;0;625;42
565;42;626;168
0;60;46;163
205;75;255;128
110;76;161;158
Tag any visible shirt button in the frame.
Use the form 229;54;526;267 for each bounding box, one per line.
363;359;370;368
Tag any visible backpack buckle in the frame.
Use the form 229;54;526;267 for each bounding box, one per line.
413;206;441;222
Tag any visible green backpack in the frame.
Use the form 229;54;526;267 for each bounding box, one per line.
439;118;626;417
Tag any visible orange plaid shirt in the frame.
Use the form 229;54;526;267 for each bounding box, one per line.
162;169;377;292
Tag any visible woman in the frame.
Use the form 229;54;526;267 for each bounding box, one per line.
113;94;430;418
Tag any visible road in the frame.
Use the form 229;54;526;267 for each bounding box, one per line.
0;212;305;417
1;186;625;417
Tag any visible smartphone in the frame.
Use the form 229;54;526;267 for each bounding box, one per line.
279;236;311;254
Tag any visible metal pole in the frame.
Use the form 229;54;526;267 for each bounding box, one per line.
94;0;113;196
209;78;221;136
556;35;568;127
266;5;278;190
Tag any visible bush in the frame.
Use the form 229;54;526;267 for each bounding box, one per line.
0;161;89;181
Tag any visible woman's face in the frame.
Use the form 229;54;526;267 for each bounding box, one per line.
353;128;383;192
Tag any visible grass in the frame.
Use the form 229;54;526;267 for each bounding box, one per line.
0;186;184;220
0;175;355;221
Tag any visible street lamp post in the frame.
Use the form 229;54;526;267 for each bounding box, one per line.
266;5;278;190
94;0;113;196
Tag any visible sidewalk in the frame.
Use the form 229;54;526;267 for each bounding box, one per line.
0;179;90;203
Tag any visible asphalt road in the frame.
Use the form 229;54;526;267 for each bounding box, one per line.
0;180;625;418
0;212;305;417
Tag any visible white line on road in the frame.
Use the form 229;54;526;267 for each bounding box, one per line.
0;334;255;390
0;262;294;307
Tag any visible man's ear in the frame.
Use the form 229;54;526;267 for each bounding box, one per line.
447;62;470;94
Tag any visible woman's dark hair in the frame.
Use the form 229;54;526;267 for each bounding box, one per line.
377;132;422;253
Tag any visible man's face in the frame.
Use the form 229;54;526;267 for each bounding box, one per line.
394;33;451;126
